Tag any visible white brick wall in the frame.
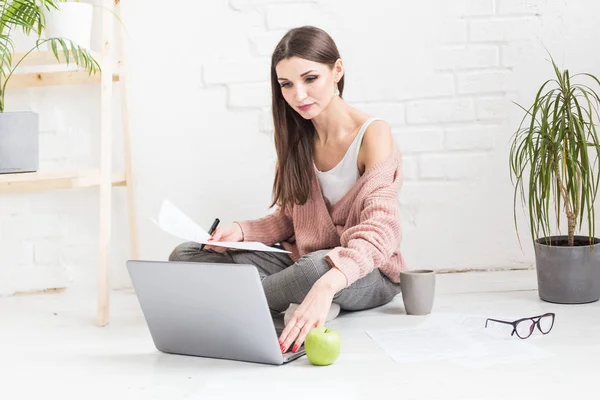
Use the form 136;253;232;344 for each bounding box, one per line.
394;128;445;153
441;20;469;44
250;31;285;56
496;0;541;15
406;99;475;124
454;0;495;16
456;70;513;94
265;3;324;30
203;58;270;85
436;45;499;70
445;125;496;151
2;0;600;295
469;18;543;42
419;153;490;180
228;82;272;109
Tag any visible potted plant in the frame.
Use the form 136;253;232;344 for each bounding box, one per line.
0;0;100;174
509;55;600;304
44;0;94;50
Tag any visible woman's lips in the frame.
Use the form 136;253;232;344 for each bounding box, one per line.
298;103;314;111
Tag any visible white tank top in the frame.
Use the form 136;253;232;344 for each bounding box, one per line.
314;117;382;206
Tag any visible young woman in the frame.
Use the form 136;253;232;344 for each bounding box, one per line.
169;26;405;355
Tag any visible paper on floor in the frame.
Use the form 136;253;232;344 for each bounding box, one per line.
366;313;552;367
152;199;291;254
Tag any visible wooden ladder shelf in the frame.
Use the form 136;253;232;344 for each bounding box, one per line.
0;0;138;327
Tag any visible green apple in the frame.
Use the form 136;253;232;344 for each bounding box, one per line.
304;326;341;366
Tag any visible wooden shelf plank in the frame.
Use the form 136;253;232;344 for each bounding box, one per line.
6;70;119;88
7;50;119;88
12;50;104;67
0;169;126;193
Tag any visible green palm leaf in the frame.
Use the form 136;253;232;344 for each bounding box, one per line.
0;0;100;112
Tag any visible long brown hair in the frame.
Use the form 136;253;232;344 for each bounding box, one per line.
269;26;345;209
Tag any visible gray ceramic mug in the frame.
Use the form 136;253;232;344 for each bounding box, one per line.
400;269;436;315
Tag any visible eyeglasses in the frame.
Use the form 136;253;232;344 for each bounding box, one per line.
485;313;555;339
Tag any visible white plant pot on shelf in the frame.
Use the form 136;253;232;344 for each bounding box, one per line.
44;2;94;50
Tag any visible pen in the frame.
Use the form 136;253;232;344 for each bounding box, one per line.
200;218;220;251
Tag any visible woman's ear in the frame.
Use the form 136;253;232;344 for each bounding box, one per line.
334;58;344;82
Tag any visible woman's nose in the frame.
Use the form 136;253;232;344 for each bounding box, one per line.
294;85;307;102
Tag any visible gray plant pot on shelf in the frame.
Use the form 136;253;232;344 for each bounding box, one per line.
0;111;39;174
534;235;600;304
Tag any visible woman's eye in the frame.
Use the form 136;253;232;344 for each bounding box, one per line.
280;76;317;88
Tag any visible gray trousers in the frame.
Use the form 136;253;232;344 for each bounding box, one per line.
169;242;402;313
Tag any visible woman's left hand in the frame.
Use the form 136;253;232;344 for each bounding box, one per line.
278;281;336;353
280;240;300;262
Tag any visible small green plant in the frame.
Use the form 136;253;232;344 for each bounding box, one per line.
0;0;100;112
509;55;600;247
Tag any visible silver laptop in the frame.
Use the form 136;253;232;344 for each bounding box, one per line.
126;260;306;365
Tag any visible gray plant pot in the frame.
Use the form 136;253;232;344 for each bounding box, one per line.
0;111;39;174
534;235;600;304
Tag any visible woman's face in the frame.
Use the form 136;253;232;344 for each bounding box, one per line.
275;56;342;119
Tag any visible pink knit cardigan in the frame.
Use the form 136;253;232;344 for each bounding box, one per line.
237;150;405;287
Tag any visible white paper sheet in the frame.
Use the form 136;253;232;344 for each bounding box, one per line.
366;314;552;367
153;200;291;254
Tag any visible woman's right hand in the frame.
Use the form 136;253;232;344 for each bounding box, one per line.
203;222;244;253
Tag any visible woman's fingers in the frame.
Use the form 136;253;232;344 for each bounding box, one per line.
281;319;302;353
210;228;222;241
204;242;228;253
201;223;244;253
292;321;315;353
278;316;295;350
212;246;228;253
204;230;229;253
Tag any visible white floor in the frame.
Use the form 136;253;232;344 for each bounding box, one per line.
2;270;599;400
